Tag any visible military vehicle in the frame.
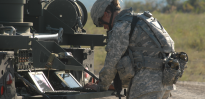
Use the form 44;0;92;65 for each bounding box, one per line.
0;0;115;99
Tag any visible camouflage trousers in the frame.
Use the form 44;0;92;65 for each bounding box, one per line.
126;68;173;99
126;90;170;99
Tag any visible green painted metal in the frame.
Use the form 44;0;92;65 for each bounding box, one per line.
45;0;78;28
43;10;75;34
0;22;33;33
32;40;83;70
0;0;112;99
0;0;25;22
0;36;32;49
24;0;88;34
61;34;107;46
25;91;114;99
0;0;32;33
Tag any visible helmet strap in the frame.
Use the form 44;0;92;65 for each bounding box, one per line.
108;2;120;31
108;3;114;31
108;12;114;30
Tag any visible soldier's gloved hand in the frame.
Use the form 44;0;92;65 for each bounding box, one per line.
84;81;114;91
84;82;98;91
94;80;114;90
96;80;99;84
108;84;115;90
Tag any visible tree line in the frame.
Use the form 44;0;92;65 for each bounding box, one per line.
124;0;205;13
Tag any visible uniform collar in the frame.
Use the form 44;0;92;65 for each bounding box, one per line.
113;8;133;24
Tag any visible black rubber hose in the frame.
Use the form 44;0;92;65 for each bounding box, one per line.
84;68;99;81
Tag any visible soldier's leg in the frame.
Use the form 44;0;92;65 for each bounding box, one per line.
133;91;166;99
126;76;134;99
162;90;171;99
127;90;171;99
127;69;166;99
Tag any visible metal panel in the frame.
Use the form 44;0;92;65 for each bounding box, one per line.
67;91;113;99
63;48;95;83
26;91;114;99
32;40;83;71
24;16;45;33
44;10;74;34
0;36;31;49
0;0;25;22
60;34;107;46
28;0;43;16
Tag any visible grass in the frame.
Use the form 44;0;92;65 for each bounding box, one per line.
83;12;205;82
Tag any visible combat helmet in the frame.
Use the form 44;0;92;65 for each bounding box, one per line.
90;0;121;29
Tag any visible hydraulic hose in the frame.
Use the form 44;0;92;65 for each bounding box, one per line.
83;68;99;81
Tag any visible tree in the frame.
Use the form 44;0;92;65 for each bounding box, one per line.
186;0;205;13
187;0;199;6
124;0;159;13
166;0;179;6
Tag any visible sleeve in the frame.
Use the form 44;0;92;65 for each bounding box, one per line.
98;21;131;91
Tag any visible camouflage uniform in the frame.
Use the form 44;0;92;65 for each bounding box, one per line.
97;8;174;99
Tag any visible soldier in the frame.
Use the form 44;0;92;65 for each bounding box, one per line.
84;0;175;99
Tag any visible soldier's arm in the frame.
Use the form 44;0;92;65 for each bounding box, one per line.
98;21;131;91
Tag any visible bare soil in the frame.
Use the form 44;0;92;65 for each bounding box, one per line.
93;81;205;99
169;81;205;99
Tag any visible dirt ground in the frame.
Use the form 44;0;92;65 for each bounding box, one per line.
93;81;205;99
169;81;205;99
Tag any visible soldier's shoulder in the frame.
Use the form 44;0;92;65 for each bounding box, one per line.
114;20;130;27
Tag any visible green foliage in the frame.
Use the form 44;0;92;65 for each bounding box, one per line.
183;2;194;12
166;0;179;6
124;0;205;13
182;0;205;13
124;0;160;12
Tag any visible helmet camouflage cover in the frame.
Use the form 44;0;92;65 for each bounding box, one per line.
90;0;112;27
